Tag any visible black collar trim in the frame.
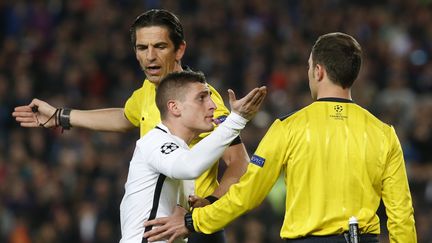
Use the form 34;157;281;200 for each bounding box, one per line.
155;126;167;133
316;97;354;103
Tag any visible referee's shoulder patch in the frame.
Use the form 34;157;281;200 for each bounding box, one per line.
250;154;265;167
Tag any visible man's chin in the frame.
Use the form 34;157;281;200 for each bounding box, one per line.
199;125;214;134
144;73;162;84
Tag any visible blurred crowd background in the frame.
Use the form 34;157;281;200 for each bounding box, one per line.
0;0;431;242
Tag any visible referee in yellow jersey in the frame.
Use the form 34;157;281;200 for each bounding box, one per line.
12;9;247;243
144;32;417;243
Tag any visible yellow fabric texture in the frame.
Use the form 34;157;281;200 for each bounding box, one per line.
124;79;229;197
193;100;416;242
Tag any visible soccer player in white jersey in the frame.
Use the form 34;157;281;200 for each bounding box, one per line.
119;70;266;243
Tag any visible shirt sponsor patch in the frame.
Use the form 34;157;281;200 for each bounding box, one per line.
160;142;179;154
250;155;265;167
213;115;227;125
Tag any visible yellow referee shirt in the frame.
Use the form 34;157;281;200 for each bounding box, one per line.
124;79;230;197
192;98;416;242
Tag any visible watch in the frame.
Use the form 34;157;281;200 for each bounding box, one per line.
184;212;196;232
205;195;219;204
59;108;72;130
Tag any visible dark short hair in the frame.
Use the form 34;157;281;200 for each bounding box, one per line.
130;9;184;51
311;32;362;88
156;71;207;118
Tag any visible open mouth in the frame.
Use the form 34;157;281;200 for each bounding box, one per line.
145;66;161;75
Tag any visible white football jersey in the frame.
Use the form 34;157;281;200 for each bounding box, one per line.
119;113;247;243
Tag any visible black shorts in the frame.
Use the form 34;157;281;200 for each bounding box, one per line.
284;234;378;243
187;230;226;243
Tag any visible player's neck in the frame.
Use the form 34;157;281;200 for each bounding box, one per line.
316;83;352;100
173;61;183;72
162;120;199;145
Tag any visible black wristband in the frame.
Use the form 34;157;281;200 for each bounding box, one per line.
184;212;195;233
205;195;219;204
59;108;72;130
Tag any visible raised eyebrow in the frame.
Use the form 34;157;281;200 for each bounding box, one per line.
135;41;168;48
154;42;168;48
196;90;211;98
135;44;148;49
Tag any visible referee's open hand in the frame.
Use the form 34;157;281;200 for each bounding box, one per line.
12;98;57;128
229;86;267;121
144;206;189;243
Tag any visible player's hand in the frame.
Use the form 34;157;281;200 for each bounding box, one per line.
143;206;189;243
188;195;210;208
229;86;267;120
12;98;57;128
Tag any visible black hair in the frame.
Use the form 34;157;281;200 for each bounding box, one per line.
156;71;206;117
311;32;362;88
130;9;184;51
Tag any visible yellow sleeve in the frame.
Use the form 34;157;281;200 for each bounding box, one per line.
124;86;144;127
192;119;288;233
382;126;417;243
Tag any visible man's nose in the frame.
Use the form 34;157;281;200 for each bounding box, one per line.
209;99;217;110
146;47;156;61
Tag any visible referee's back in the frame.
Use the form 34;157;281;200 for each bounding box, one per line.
278;97;415;240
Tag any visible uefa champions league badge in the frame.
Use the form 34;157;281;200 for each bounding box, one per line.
250;154;266;167
213;115;227;125
160;142;179;154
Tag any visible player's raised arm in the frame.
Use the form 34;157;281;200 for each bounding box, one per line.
154;86;267;179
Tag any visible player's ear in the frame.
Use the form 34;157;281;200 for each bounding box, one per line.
167;100;181;117
175;41;186;62
315;64;325;81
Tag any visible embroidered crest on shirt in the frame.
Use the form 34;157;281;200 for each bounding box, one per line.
250;154;266;167
330;105;348;120
334;105;343;112
160;142;179;154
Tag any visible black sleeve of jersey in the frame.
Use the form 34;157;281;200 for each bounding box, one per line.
229;135;242;146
